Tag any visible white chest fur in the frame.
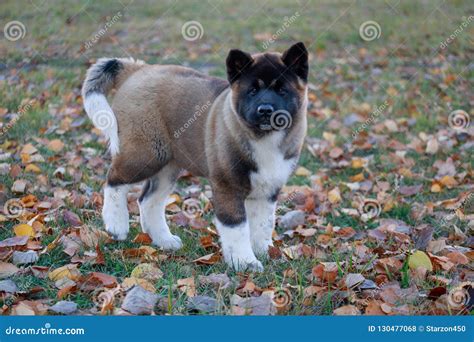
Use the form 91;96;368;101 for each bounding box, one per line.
248;132;296;199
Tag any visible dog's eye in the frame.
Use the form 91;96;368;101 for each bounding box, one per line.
277;87;287;96
248;87;258;96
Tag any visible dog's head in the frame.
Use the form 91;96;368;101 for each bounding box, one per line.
226;42;308;133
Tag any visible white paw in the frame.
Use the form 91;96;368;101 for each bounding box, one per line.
225;254;264;272
153;234;183;251
103;212;129;241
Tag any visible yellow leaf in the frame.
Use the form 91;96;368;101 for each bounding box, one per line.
408;250;433;272
350;173;364;182
439;175;458;188
351;158;365;169
322;132;336;144
295;166;311;177
398;168;413;178
328;187;342;204
13;224;34;237
48;264;80;282
166;193;181;206
47;139;64;152
431;183;442;193
25;164;41;173
131;263;163;281
387;86;398;97
122;277;155;292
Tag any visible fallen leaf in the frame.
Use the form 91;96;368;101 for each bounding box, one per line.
121;285;158;315
13;223;35;237
131;263;163;281
193;252;221;265
122;277;155;292
295;166;312;177
408;250;433;272
333;305;360;315
49;301;77;314
328;187;342;204
48;264;80;282
47;139;64;152
133;233;152;245
0;262;19;279
177;277;196;297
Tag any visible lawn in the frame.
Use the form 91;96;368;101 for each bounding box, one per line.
0;0;472;316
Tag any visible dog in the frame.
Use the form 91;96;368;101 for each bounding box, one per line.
82;42;308;271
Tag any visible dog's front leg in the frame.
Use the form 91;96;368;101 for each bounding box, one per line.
246;198;276;256
212;189;263;272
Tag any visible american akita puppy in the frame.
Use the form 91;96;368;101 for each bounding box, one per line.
82;42;308;271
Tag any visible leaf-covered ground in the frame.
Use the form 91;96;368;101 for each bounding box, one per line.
0;0;473;316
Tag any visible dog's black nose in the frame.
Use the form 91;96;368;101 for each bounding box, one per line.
257;104;274;116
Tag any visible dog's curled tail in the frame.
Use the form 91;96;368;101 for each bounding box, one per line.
82;57;145;155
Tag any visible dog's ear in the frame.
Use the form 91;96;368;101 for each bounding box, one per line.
226;49;254;83
282;42;308;82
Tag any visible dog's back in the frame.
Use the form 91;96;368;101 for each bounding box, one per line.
83;59;228;180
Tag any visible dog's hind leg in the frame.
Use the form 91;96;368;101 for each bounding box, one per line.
138;163;183;251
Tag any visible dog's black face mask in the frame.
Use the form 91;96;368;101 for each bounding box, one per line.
226;42;308;133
